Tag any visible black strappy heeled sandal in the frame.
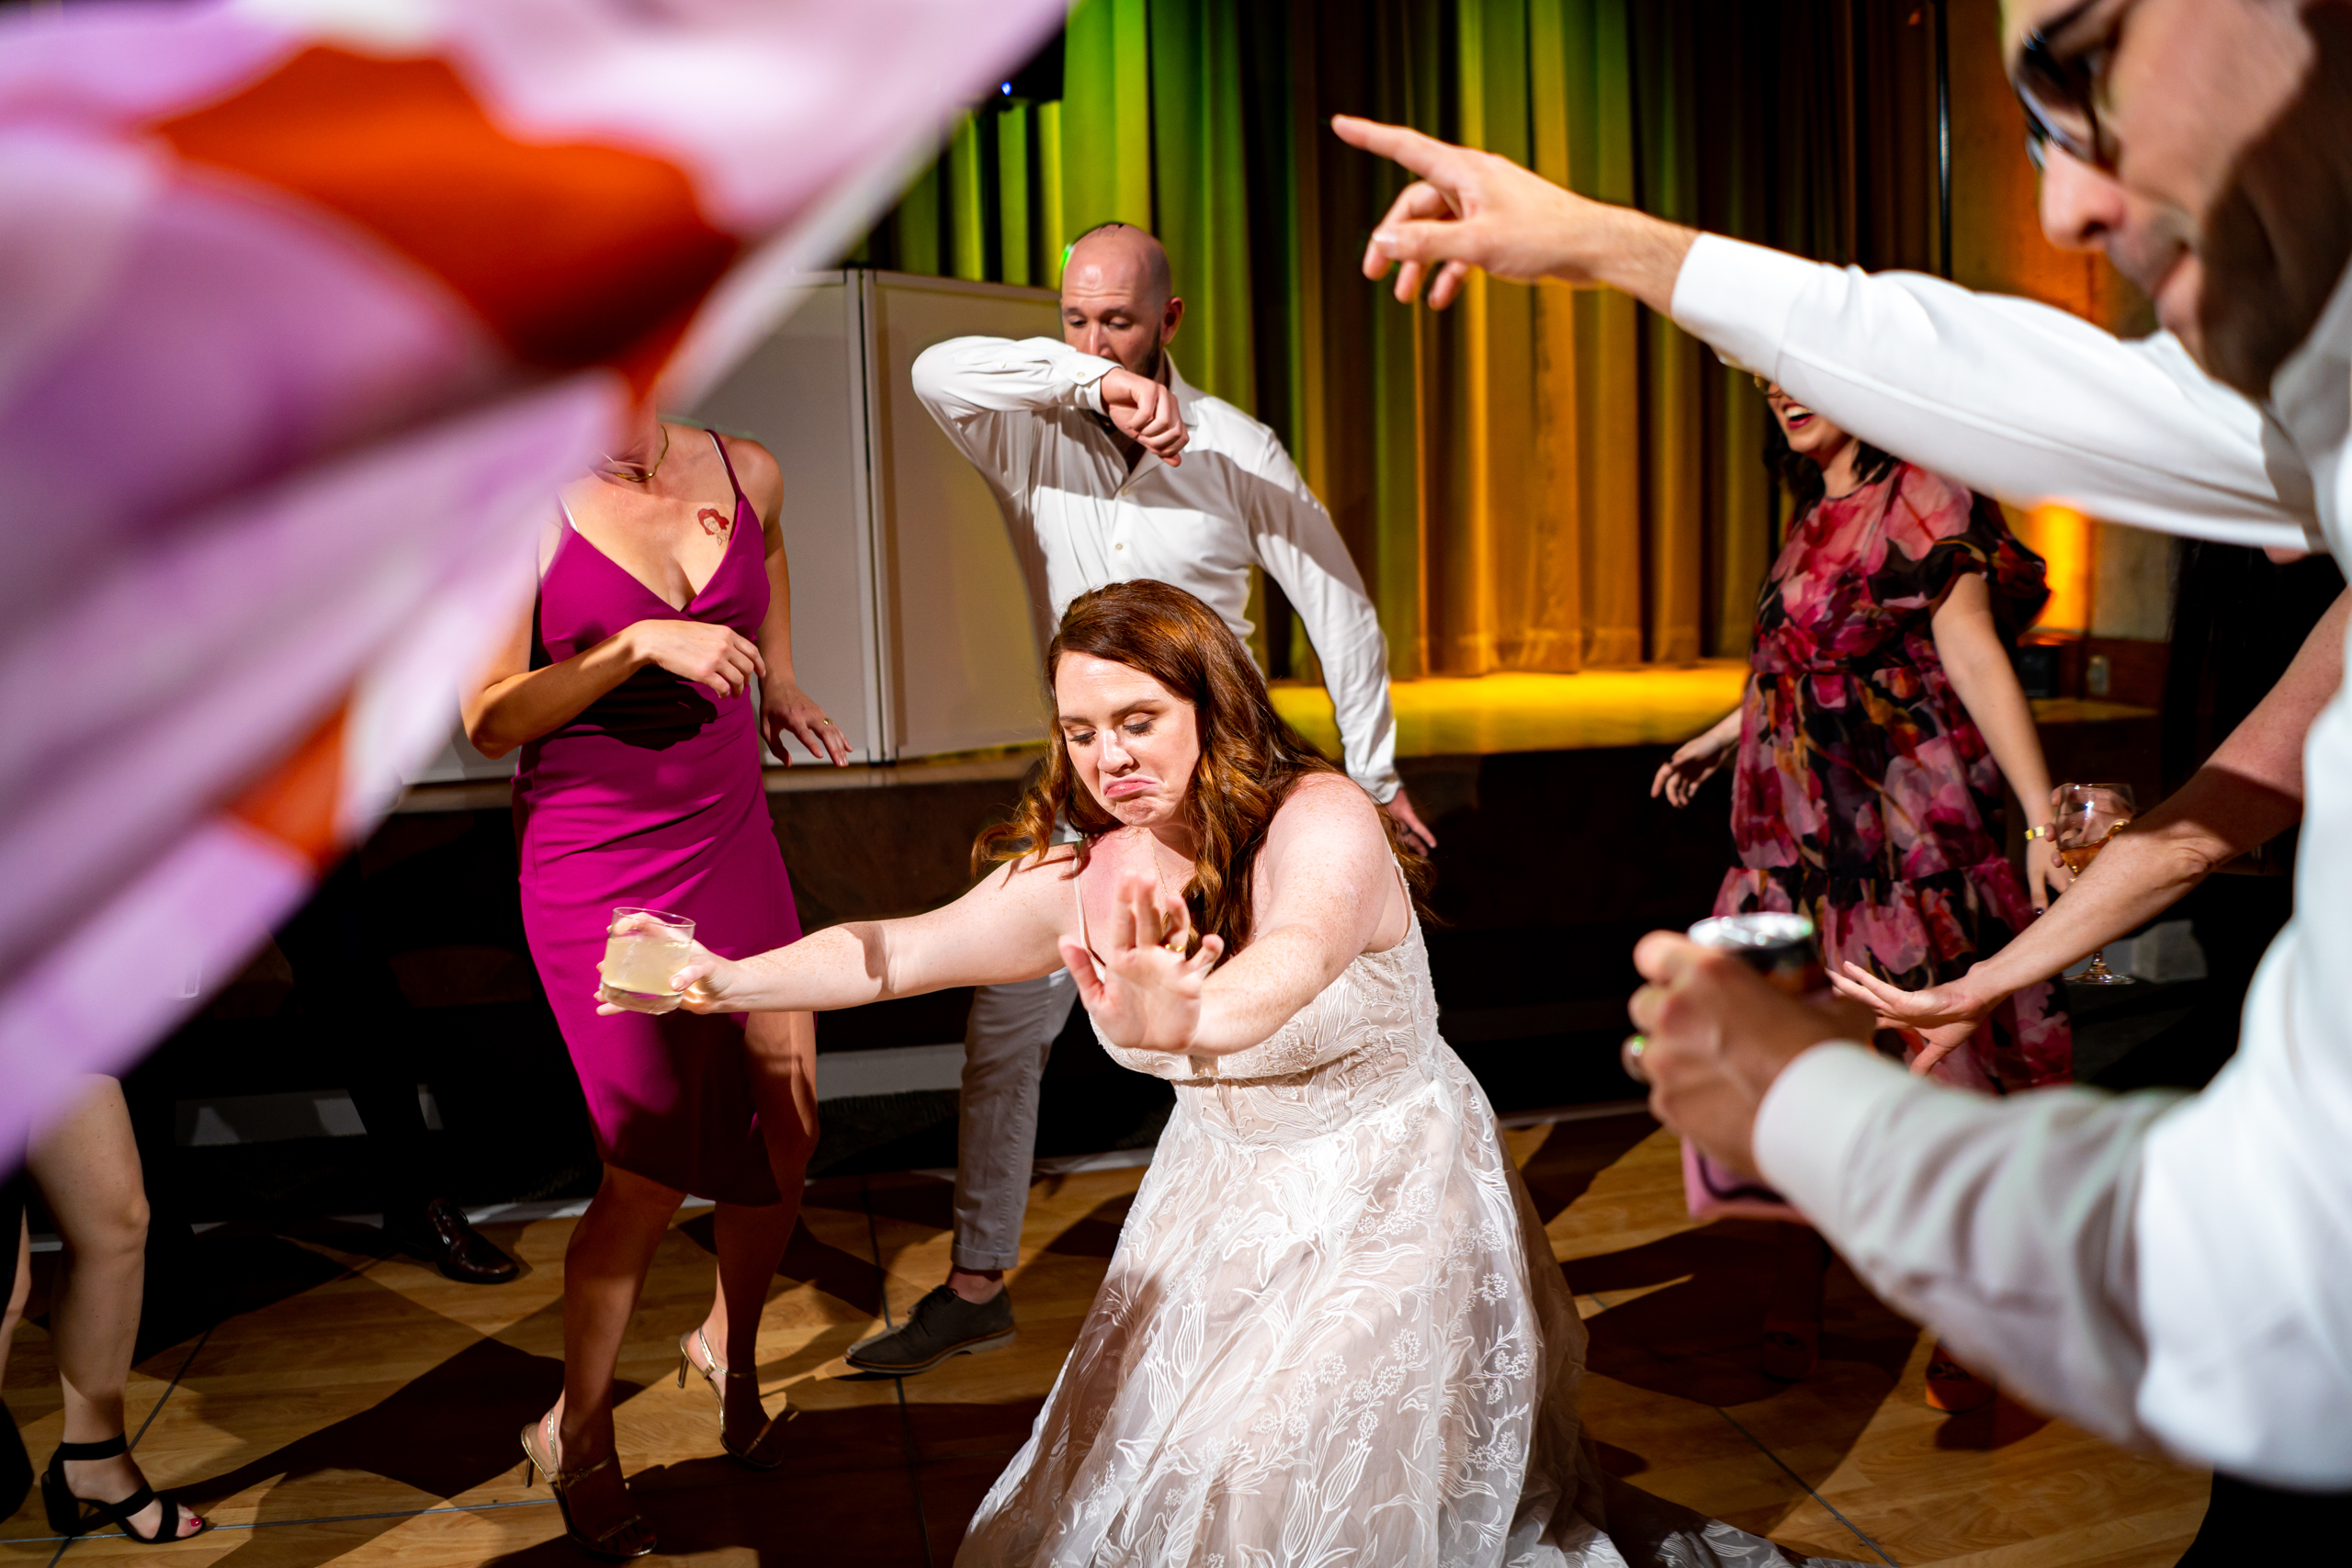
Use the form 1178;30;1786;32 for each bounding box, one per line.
40;1434;209;1544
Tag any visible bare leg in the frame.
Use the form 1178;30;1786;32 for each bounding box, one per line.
546;1163;684;1470
1;1209;28;1368
695;1010;820;1444
29;1077;201;1539
947;1264;1005;1303
0;1201;25;1508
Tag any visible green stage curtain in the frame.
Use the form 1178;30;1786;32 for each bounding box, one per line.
858;0;1942;679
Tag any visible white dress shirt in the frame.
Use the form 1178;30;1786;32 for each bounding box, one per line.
911;337;1400;801
1672;233;2352;1488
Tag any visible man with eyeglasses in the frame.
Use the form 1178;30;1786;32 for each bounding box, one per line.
1334;0;2351;1543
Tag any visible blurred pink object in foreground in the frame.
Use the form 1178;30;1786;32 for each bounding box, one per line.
0;0;1061;1157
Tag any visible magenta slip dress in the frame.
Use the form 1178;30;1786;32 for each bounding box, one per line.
514;431;801;1205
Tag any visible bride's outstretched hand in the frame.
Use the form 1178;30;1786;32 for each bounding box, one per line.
592;939;751;1016
1060;869;1225;1054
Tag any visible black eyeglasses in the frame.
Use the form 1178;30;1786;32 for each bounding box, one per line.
2013;0;2127;174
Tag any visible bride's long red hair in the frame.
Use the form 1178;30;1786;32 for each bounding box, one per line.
975;580;1425;957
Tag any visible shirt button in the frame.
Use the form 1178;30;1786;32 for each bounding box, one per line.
1114;543;1125;551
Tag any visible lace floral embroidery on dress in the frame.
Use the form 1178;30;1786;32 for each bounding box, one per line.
957;917;1859;1568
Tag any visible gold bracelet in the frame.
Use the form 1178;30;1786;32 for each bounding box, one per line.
2023;823;2056;841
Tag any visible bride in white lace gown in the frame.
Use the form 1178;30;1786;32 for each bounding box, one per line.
650;581;1857;1568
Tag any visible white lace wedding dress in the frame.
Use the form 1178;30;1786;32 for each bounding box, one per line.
956;908;1859;1567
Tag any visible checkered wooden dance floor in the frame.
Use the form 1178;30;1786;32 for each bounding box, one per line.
1;1114;2206;1566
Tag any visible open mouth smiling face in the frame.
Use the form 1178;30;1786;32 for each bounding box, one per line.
1765;385;1842;453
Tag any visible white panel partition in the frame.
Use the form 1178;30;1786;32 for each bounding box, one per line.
695;274;885;765
861;272;1061;759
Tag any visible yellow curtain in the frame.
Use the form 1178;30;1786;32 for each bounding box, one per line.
859;0;1944;679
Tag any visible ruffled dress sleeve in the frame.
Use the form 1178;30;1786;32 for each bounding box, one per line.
1871;465;2051;644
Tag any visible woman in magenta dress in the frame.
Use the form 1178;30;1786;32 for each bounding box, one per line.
465;408;848;1557
1652;383;2071;1407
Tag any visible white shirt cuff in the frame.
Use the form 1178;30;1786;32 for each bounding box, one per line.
1752;1042;1920;1224
1056;349;1119;412
1668;233;1827;384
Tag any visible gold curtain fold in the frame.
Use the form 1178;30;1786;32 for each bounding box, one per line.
856;0;1944;680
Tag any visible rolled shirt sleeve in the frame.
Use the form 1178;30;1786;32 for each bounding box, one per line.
1239;434;1401;802
1670;234;2321;552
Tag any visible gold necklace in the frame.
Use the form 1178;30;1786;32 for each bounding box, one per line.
600;426;671;484
1152;850;1192;954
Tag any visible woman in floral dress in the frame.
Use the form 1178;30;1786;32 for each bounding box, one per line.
1653;383;2072;1406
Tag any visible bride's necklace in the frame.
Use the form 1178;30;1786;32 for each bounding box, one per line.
1152;851;1192;954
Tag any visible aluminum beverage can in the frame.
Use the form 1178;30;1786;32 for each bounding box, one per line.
1685;911;1825;997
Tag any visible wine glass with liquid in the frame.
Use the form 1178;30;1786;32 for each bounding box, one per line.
599;907;695;1013
2055;783;2136;986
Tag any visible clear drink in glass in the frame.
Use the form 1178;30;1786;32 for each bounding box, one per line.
600;907;695;1014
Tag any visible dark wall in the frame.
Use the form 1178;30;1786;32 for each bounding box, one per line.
150;745;1732;1108
166;716;2164;1077
136;709;2155;1218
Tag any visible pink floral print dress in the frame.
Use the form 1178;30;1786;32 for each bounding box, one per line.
1717;463;2072;1091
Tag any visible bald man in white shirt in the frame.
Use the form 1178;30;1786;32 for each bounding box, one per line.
1338;0;2352;1525
848;225;1429;1375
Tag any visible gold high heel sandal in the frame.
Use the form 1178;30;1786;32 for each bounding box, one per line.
517;1412;655;1560
677;1327;795;1470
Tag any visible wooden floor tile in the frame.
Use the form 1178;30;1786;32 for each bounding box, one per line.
2;1119;2206;1565
1756;1337;2206;1567
1522;1122;2205;1567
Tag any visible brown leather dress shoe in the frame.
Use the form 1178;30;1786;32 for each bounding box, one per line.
390;1198;520;1284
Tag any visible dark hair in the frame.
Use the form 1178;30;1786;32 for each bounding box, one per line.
974;580;1427;959
1763;418;1901;514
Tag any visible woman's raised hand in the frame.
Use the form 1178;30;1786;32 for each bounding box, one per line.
625;620;766;698
1058;867;1225;1054
1826;962;1994;1075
